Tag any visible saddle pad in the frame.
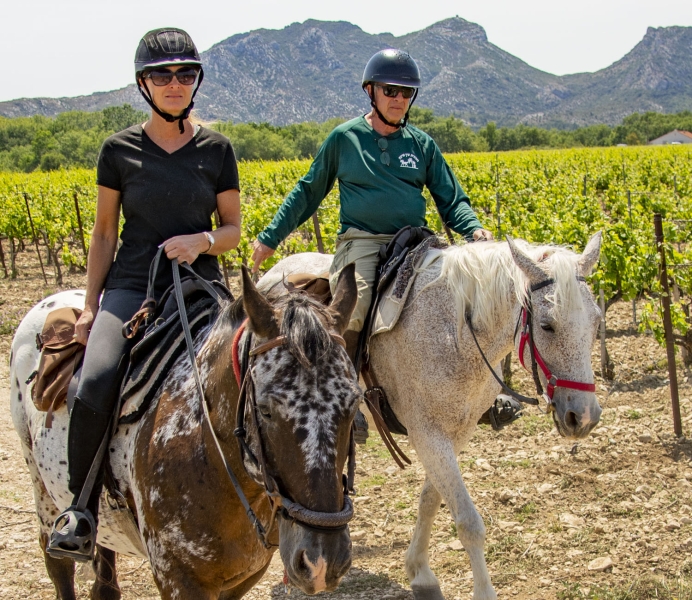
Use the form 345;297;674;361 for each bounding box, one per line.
370;248;444;337
98;502;148;558
119;299;218;423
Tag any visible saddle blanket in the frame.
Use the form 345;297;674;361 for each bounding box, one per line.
119;297;219;423
370;248;444;337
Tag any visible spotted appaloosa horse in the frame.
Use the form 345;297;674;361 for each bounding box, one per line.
260;234;604;600
10;265;361;600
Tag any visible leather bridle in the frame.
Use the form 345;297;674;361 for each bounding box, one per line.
517;277;596;411
170;255;356;550
232;320;357;548
467;275;596;412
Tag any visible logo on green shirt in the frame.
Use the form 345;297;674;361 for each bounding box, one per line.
398;153;420;169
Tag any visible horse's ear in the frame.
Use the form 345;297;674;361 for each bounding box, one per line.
577;231;602;277
506;235;546;285
329;263;358;335
241;265;280;339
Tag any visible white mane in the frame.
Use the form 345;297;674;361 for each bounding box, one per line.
438;240;585;334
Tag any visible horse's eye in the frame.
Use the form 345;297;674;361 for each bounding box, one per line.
540;323;555;332
257;404;272;419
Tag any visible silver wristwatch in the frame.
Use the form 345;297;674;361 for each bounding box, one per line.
202;231;215;253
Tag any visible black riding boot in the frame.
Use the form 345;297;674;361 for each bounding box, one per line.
345;330;369;445
47;397;112;562
478;394;524;430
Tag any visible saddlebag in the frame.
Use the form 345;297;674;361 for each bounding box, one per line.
28;306;84;428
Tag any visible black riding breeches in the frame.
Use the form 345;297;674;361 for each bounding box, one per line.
68;288;144;511
74;288;146;415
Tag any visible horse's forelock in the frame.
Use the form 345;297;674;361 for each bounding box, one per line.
525;244;585;315
440;241;584;334
278;294;334;369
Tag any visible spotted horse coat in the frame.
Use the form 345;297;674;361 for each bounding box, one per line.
11;266;361;600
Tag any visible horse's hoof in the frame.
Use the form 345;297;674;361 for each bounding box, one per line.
411;584;445;600
353;409;369;445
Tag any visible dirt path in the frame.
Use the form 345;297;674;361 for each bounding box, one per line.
1;250;691;599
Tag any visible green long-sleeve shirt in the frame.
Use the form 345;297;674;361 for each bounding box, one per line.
257;116;483;249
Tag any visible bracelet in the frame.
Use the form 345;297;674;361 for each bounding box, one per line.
202;231;215;254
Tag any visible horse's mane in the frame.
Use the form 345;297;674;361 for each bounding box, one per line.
438;240;585;334
217;288;336;369
273;291;335;368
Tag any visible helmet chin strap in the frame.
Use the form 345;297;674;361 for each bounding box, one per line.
368;85;418;129
137;71;204;134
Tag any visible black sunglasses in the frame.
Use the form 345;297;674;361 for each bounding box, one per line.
378;137;390;166
144;68;199;86
378;84;415;99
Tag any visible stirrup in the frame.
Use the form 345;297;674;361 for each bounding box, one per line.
479;395;524;431
353;409;369;445
46;506;96;562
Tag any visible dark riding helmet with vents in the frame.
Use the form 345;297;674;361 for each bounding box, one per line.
362;49;420;128
135;28;204;133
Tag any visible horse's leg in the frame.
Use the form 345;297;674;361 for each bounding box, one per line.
90;545;121;600
409;434;497;600
39;531;77;600
218;561;272;600
21;437;77;599
405;476;445;600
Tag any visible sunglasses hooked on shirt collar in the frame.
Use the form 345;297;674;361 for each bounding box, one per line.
378;84;415;99
378;137;390;166
144;68;199;86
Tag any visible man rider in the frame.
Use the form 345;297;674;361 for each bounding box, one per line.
251;49;520;440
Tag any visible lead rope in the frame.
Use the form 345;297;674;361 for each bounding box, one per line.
172;260;271;547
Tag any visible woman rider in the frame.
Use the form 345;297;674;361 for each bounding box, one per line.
47;27;241;561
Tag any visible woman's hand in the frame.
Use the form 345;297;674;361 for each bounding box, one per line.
74;305;97;345
163;233;209;265
251;239;275;273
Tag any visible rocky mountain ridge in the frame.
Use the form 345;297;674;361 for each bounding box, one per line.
1;18;691;128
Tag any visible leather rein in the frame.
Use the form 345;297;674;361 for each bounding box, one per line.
467;275;596;413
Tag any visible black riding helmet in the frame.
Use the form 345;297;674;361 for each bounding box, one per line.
135;28;204;134
362;49;421;129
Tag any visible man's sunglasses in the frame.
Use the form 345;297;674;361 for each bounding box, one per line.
144;68;199;86
378;85;416;99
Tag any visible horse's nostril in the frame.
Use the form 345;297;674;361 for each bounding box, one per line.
296;550;309;574
565;411;578;430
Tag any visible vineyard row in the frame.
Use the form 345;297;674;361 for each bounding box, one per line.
1;145;691;327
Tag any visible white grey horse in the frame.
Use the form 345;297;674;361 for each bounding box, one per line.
259;234;603;600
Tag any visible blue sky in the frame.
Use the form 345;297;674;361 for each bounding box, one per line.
2;0;690;102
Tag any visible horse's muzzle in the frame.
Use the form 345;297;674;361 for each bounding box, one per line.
279;520;352;594
553;393;602;439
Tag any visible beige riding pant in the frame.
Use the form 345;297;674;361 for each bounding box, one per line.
329;228;395;333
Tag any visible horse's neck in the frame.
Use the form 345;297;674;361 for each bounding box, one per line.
433;244;525;363
475;263;523;363
201;318;243;436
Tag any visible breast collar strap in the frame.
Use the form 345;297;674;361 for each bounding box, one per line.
517;277;596;411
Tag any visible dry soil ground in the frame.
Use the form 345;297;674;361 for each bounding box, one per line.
1;249;691;600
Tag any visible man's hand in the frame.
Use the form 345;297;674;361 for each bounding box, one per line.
163;233;209;265
251;239;275;273
473;228;493;242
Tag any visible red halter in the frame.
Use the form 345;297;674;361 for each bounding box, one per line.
517;290;596;407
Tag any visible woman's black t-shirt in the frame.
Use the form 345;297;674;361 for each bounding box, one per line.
97;125;239;295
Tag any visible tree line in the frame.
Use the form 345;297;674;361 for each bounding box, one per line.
2;105;692;172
